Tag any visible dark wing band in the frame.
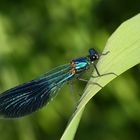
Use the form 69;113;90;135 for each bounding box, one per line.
0;64;73;118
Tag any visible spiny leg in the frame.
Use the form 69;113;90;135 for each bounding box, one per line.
77;77;103;88
100;51;110;56
92;64;117;78
92;50;118;78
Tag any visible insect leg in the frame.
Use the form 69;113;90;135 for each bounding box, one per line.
92;64;117;78
77;77;102;88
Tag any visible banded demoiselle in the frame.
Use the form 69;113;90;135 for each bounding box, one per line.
0;48;109;118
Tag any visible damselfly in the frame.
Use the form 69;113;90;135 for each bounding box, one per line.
0;48;111;118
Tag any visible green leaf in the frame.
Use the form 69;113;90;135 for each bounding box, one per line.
61;14;140;140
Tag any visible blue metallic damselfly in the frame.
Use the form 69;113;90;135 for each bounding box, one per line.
0;48;114;118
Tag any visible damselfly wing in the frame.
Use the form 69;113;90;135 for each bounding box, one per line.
0;48;100;118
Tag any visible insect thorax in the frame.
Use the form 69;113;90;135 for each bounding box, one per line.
72;57;90;74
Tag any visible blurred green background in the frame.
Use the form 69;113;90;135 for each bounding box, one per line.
0;0;140;140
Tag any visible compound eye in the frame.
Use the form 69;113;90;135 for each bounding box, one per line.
92;55;96;60
93;55;98;60
90;54;99;62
